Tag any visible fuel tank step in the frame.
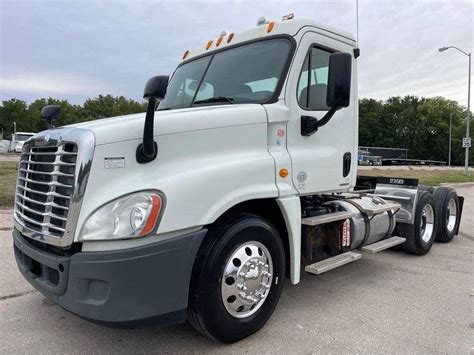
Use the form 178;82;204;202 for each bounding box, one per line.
361;236;406;253
302;211;356;226
305;251;361;275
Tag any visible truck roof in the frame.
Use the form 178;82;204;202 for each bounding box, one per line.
182;17;356;63
14;132;35;135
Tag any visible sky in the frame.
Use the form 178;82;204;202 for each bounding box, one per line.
0;0;473;107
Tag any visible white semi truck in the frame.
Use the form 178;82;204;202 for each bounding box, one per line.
13;16;464;343
9;132;36;153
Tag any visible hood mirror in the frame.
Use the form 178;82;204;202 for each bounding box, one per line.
143;75;169;100
137;75;169;164
41;105;60;129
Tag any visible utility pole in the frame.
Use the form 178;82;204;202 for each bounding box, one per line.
439;46;471;175
449;113;452;167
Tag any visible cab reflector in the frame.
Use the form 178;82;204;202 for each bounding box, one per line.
267;21;275;33
206;40;213;50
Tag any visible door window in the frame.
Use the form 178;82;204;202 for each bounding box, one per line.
297;47;331;111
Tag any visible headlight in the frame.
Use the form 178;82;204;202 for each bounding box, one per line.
80;191;164;241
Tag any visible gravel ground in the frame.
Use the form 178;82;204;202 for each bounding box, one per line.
0;184;473;353
0;209;13;230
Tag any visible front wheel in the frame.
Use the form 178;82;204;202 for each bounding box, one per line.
187;213;285;343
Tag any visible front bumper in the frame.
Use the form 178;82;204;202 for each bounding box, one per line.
13;228;206;328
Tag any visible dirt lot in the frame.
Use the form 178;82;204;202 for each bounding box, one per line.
0;183;472;353
0;153;20;162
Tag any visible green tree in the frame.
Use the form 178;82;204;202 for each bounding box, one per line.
359;95;472;165
0;99;35;139
81;95;145;121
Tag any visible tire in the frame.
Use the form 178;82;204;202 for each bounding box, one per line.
433;187;460;243
398;191;437;255
418;185;435;194
187;213;285;343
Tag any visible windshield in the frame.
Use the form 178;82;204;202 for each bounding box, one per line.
159;38;293;110
15;134;33;141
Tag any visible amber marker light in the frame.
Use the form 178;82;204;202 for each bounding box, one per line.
139;194;162;236
267;21;275;33
279;168;289;178
183;50;190;59
216;36;224;47
227;32;234;43
206;40;213;50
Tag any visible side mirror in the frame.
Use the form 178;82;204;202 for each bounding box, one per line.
326;52;352;108
41;105;60;129
137;75;169;164
301;52;352;137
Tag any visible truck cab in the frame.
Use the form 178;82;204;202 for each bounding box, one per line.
12;16;462;343
9;132;35;153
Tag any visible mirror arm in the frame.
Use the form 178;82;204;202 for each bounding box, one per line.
301;107;338;136
136;97;158;164
45;119;55;129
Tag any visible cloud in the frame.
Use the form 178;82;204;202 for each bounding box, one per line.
0;0;472;106
0;72;109;96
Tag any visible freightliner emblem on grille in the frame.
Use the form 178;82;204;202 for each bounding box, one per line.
35;135;50;146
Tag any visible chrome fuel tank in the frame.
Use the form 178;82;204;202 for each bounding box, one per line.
325;196;396;249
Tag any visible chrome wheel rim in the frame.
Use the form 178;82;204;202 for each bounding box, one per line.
221;241;273;318
420;204;435;243
446;198;457;232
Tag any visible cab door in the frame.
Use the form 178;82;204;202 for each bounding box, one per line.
285;31;357;194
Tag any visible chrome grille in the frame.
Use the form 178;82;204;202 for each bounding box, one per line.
15;143;78;238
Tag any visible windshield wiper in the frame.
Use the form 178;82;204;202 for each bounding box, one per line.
193;96;235;105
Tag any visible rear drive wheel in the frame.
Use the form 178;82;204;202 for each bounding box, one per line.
433;187;460;243
399;191;437;255
187;213;285;343
418;185;435;194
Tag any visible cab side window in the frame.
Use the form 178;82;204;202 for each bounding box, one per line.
297;47;331;110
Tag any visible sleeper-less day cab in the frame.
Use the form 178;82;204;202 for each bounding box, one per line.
13;16;463;343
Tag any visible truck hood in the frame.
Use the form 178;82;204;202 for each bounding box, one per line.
68;104;268;146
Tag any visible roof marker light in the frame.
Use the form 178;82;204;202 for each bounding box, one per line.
282;13;294;21
227;32;234;43
206;40;213;50
182;50;190;59
257;16;269;26
267;21;275;33
216;36;224;47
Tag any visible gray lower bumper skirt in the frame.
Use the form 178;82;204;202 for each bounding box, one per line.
13;228;206;328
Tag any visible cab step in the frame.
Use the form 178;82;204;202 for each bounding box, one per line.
361;236;406;253
305;251;361;275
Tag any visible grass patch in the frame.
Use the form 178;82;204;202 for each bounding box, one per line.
358;169;474;186
0;161;18;207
